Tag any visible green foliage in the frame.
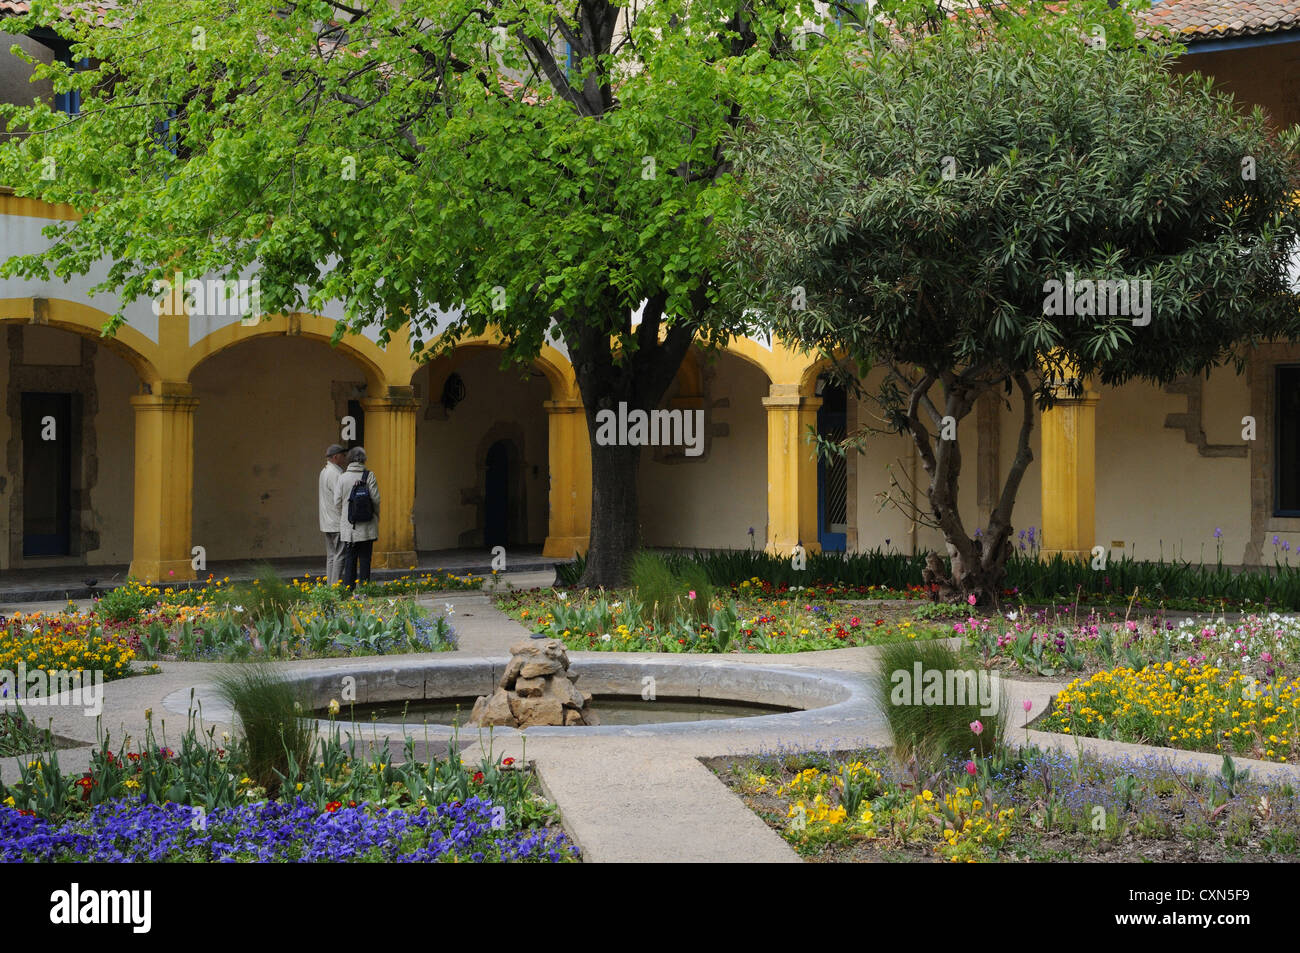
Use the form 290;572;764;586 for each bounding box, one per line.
214;665;315;797
628;551;714;627
726;7;1300;389
95;580;160;623
216;563;296;627
0;705;56;758
873;640;1006;768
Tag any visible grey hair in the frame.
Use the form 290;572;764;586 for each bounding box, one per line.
347;446;367;464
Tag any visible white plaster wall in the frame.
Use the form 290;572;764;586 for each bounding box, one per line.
1096;378;1250;563
190;337;365;559
639;352;768;550
0;217;159;343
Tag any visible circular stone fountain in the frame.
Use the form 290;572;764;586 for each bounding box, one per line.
164;654;876;739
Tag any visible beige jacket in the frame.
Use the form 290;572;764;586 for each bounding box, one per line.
334;463;380;543
318;462;343;532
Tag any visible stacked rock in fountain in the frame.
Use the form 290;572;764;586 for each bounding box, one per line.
469;638;598;727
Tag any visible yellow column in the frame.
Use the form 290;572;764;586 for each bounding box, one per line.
362;387;419;570
128;384;198;583
543;398;592;558
763;386;822;555
1040;377;1099;559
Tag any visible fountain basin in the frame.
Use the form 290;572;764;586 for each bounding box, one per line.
164;654;875;738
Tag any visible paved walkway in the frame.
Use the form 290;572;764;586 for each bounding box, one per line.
6;572;1300;863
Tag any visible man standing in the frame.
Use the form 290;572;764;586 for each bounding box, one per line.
319;444;347;585
335;446;380;592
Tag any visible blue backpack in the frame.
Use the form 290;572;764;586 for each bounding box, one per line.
346;470;375;525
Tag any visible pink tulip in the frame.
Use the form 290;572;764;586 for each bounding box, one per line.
970;720;983;735
688;591;697;600
967;594;977;605
966;761;977;776
1023;699;1033;713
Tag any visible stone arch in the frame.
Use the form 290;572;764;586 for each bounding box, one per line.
417;332;576;402
798;349;859;398
184;314;393;393
0;298;163;386
711;336;777;386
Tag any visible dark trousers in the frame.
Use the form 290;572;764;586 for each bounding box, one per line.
342;539;374;591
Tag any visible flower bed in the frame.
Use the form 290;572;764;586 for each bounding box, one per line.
2;574;462;666
0;797;573;863
1041;663;1300;763
960;610;1300;682
128;597;456;661
495;588;949;653
0;612;135;680
713;747;1300;861
0;717;576;863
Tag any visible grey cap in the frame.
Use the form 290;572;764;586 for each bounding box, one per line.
326;444;346;457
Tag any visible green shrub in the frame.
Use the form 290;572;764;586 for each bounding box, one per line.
873;640;1006;768
214;664;315;796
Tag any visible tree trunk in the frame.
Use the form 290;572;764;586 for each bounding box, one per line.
902;367;1035;606
565;297;697;589
578;439;643;588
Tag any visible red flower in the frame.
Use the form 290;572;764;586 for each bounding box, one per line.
473;771;485;784
502;757;516;766
325;801;343;813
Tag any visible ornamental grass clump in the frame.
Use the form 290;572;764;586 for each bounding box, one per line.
215;665;315;797
628;551;712;627
874;640;1006;768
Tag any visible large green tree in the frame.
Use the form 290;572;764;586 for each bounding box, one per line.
0;0;832;586
721;4;1300;601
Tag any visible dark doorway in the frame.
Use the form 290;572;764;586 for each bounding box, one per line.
345;398;366;450
484;440;511;547
816;379;848;552
22;392;75;557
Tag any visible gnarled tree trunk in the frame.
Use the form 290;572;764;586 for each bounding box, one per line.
902;365;1036;605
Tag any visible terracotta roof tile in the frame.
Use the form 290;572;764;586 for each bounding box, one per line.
1139;0;1300;41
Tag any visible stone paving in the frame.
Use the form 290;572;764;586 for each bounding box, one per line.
6;569;1300;863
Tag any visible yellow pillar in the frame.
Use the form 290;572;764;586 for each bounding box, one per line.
128;384;198;583
362;387;419;570
763;386;822;555
1040;377;1099;559
543;398;592;558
